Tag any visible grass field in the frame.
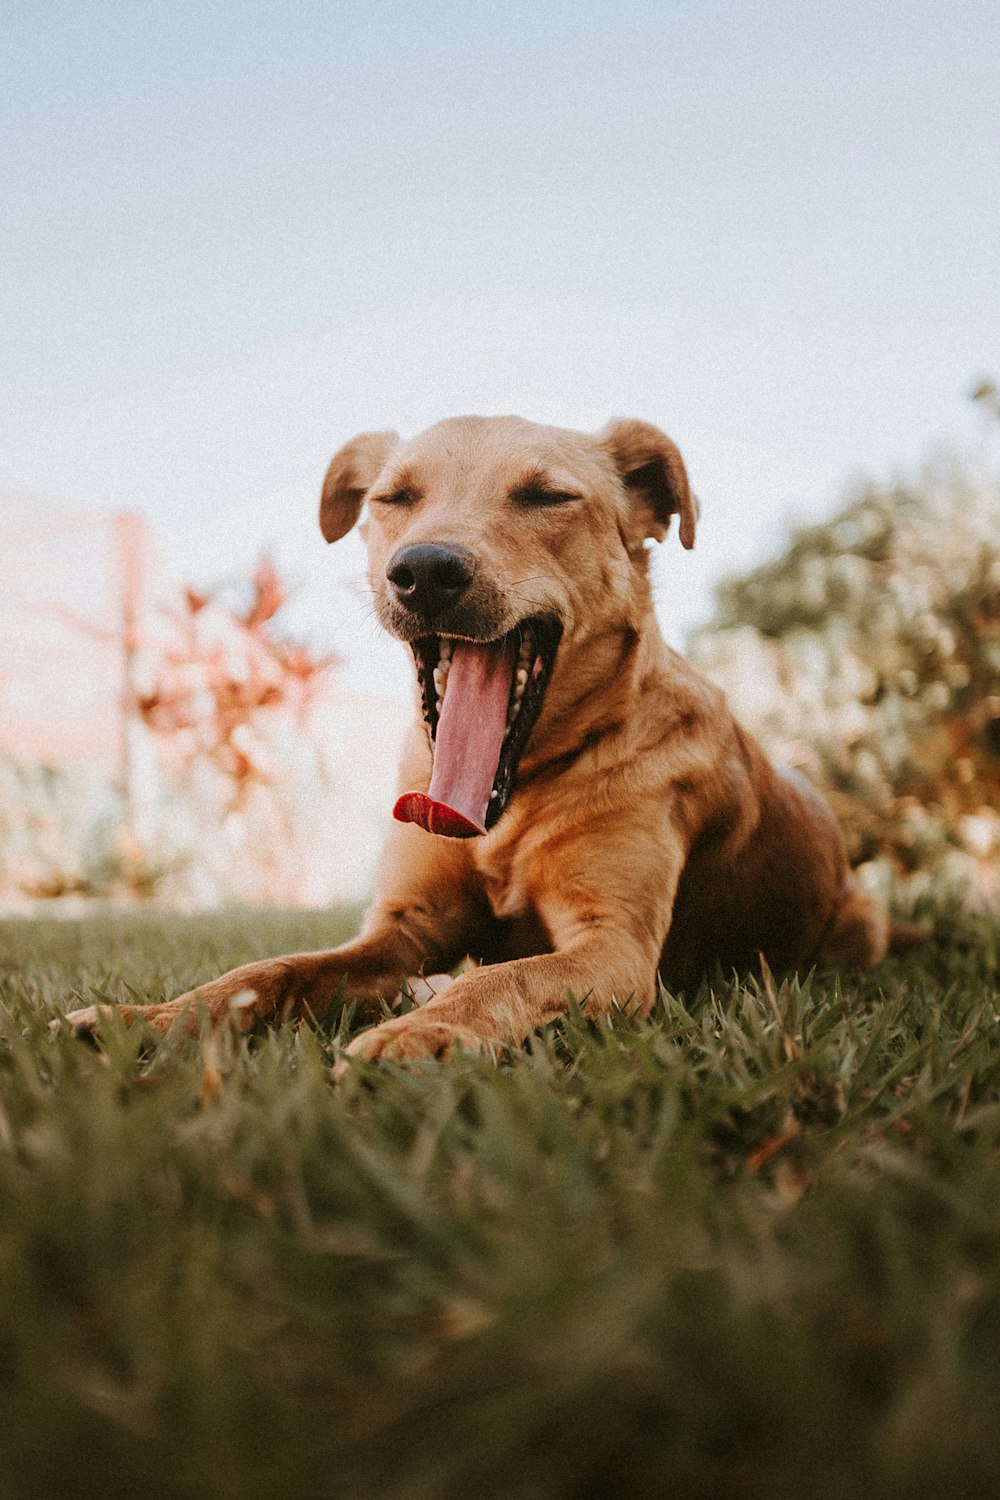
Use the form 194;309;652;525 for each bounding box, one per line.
2;906;1000;1499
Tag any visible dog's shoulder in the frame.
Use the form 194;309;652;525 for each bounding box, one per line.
633;638;734;747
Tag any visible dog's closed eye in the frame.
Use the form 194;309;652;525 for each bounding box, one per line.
511;484;581;510
370;487;420;508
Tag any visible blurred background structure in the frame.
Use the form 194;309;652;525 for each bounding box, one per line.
1;1;998;912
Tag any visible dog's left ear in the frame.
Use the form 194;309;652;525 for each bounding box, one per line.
320;430;399;543
599;419;698;550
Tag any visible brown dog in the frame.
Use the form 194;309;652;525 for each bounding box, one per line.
66;415;898;1060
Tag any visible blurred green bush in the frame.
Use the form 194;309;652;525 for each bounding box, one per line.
692;459;1000;910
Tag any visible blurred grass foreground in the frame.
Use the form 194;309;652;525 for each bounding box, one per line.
2;905;1000;1498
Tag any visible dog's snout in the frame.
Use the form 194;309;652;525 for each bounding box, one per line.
387;544;476;619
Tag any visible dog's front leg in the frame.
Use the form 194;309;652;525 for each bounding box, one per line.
63;826;489;1038
342;838;682;1064
62;930;430;1040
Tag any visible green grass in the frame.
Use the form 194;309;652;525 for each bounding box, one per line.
2;906;1000;1499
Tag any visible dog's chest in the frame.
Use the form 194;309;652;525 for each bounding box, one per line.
473;835;532;923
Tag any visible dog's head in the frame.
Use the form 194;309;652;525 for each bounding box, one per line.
320;415;697;837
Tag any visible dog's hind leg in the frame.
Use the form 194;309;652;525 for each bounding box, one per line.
814;878;891;970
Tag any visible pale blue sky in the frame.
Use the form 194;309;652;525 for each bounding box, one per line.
3;0;998;694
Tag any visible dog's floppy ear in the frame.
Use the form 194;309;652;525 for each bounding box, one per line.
319;431;398;543
600;418;698;550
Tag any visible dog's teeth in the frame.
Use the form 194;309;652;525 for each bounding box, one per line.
438;638;452;664
515;668;528;689
433;665;449;698
436;697;443;713
490;789;499;800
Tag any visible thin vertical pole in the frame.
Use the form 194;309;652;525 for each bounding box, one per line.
114;513;145;872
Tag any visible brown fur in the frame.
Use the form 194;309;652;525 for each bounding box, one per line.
66;415;894;1061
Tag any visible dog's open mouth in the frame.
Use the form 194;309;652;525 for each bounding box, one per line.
393;616;561;837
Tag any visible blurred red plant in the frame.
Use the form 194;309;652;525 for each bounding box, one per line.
136;557;339;808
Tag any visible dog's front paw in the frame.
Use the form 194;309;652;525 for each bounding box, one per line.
56;976;266;1042
56;1003;119;1042
335;1014;500;1075
56;996;204;1040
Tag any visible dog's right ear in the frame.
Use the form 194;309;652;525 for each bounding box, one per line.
599;418;698;550
319;431;398;543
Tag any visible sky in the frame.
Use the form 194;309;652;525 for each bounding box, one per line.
2;0;998;698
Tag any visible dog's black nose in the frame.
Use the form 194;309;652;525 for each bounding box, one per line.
386;544;475;619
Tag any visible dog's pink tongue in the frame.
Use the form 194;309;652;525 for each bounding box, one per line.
394;638;516;838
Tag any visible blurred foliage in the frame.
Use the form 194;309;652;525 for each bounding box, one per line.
691;458;1000;909
2;906;1000;1498
0;558;340;908
0;755;142;902
137;555;338;809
